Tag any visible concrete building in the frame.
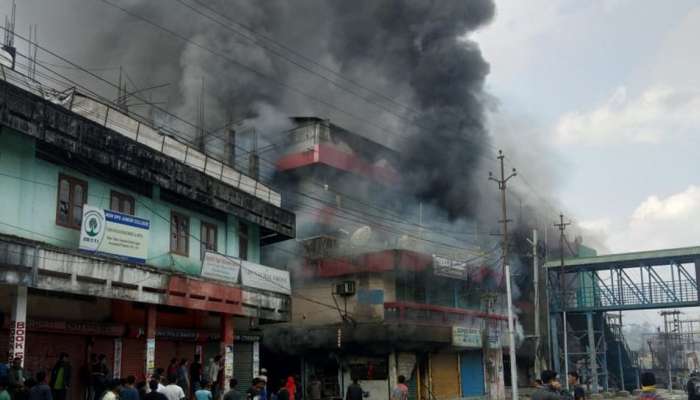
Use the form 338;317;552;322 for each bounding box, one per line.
262;118;509;400
0;65;295;398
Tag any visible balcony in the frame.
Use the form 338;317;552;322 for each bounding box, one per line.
383;301;507;326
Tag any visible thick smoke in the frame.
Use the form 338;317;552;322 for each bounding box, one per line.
13;0;495;220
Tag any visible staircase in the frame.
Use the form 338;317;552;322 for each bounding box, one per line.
604;317;639;391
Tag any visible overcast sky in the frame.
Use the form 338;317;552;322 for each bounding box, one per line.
475;0;700;324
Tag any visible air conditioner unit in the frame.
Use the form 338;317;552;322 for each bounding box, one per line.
335;281;356;296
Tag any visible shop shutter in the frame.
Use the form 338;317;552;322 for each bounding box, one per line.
459;351;484;397
25;333;86;400
407;369;418;400
234;342;254;392
430;353;459;400
156;340;178;374
122;338;145;380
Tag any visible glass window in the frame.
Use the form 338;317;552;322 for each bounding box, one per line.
109;191;135;215
56;174;87;229
201;222;218;259
238;222;249;261
170;212;189;256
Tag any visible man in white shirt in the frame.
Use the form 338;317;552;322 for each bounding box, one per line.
159;375;186;400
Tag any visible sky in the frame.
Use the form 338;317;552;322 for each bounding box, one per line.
474;0;700;324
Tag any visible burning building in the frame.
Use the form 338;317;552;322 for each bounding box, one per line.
261;117;509;400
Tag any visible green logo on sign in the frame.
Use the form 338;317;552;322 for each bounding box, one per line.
83;209;104;239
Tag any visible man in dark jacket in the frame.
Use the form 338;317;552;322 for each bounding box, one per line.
531;370;565;400
50;353;72;400
688;372;700;400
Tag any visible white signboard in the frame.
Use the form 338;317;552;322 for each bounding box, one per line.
79;205;150;263
433;255;471;280
201;251;241;283
452;326;483;348
241;261;291;295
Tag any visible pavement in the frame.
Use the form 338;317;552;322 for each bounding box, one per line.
515;388;687;399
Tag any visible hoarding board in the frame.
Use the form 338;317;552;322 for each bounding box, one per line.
433;255;470;280
79;205;150;263
241;261;291;295
201;251;241;283
452;326;483;348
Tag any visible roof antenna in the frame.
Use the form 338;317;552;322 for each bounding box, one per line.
1;0;16;69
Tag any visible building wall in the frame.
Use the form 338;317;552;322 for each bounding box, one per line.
0;128;260;276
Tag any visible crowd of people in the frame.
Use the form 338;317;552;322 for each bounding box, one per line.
531;369;664;400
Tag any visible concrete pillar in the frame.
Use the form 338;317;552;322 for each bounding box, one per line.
146;304;157;379
550;314;561;375
221;314;234;392
587;312;599;393
8;286;28;365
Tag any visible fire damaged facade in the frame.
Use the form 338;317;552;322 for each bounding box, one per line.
0;65;295;397
262;118;510;400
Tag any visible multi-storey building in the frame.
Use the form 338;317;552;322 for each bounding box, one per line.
0;65;295;397
262;118;509;400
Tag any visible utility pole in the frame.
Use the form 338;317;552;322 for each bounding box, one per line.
488;150;518;400
554;213;571;390
527;229;543;378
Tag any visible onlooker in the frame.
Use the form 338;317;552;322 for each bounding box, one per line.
195;381;213;400
101;380;120;400
687;372;700;400
92;355;109;400
531;370;564;400
640;372;663;400
50;353;72;400
0;355;9;383
29;372;53;400
391;376;408;400
144;381;167;400
16;378;36;400
9;357;27;394
246;379;264;400
223;379;242;400
284;377;295;400
160;375;186;400
136;381;148;400
0;379;11;400
308;376;322;400
345;378;363;400
120;376;140;400
567;372;585;400
167;360;178;382
190;356;202;395
294;376;302;400
176;360;189;397
277;380;290;400
205;358;220;389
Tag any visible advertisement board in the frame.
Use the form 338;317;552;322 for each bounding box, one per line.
433;255;471;280
201;251;241;283
241;261;291;295
452;326;483;348
79;205;150;263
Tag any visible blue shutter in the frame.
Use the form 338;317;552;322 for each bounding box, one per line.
460;351;484;397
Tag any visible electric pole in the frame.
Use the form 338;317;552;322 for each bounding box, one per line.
554;213;571;390
488;150;518;400
527;229;543;378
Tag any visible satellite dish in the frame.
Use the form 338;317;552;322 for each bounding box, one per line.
397;235;417;249
350;226;372;247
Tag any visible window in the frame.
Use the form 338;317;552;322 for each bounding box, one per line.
238;222;249;261
110;191;135;215
170;212;189;256
201;222;218;259
56;174;87;229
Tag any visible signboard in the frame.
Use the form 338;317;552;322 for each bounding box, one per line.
146;338;156;377
113;339;122;379
224;345;234;383
201;251;241;283
452;326;483;348
241;261;291;295
433;255;470;280
80;205;150;263
252;341;260;378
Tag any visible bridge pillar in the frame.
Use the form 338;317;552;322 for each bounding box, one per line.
587;312;599;393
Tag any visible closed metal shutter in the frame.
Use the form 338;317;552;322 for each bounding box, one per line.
407;369;418;400
122;338;146;380
459;351;484;397
430;353;459;400
234;342;254;391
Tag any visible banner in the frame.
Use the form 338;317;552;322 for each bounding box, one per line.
201;251;241;283
80;205;150;263
241;261;291;295
452;326;483;348
433;255;471;280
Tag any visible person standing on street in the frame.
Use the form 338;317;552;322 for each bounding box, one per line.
9;357;27;395
50;353;72;400
176;360;189;398
223;379;241;400
160;376;186;400
307;376;321;400
567;372;585;400
391;376;408;400
189;356;202;396
120;376;140;400
0;378;12;400
29;372;54;400
283;378;295;400
345;378;363;400
531;370;565;400
100;381;120;400
276;380;290;400
144;382;167;400
639;372;663;400
687;372;700;400
194;381;213;400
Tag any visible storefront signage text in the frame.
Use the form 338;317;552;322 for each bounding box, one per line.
79;205;150;263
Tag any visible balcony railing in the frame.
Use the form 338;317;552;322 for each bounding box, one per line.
384;301;507;325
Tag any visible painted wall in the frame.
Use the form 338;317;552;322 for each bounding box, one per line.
0;128;259;276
